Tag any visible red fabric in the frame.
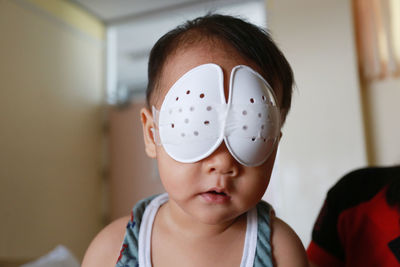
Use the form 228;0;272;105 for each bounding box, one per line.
337;188;400;266
308;187;400;266
307;241;344;267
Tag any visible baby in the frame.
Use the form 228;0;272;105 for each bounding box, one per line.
83;14;308;267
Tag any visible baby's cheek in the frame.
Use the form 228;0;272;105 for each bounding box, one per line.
158;161;199;186
239;173;269;196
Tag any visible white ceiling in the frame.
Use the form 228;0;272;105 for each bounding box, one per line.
71;0;258;23
69;0;267;104
72;0;198;21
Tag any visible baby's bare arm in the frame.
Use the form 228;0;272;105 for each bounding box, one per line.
271;217;309;267
82;216;129;267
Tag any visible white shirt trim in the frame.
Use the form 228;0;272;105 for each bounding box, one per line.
240;206;258;267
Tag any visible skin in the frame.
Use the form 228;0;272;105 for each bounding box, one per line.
82;38;309;267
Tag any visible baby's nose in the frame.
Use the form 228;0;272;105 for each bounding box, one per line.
203;142;239;177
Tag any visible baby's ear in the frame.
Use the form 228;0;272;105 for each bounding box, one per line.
140;107;156;158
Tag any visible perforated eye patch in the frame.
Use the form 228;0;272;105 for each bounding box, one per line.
152;63;281;167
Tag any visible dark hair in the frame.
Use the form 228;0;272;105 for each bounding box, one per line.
146;13;294;123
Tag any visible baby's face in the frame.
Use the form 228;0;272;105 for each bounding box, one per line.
150;39;280;225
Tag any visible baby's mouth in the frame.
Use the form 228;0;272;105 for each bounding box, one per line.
208;190;227;196
200;189;231;203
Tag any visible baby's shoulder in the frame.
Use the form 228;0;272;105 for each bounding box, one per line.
270;216;309;267
82;195;161;267
82;216;130;267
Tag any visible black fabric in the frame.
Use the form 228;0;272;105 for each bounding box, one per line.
385;168;400;209
311;166;399;261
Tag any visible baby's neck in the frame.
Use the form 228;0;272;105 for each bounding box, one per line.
152;199;247;267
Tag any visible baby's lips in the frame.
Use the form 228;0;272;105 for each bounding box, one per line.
200;190;231;204
205;187;229;195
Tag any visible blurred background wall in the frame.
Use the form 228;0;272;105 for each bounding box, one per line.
0;0;399;264
266;0;399;244
0;0;105;264
264;0;367;244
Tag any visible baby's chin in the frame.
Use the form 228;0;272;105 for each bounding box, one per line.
188;206;246;226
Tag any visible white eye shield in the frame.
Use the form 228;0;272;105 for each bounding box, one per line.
152;63;281;167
